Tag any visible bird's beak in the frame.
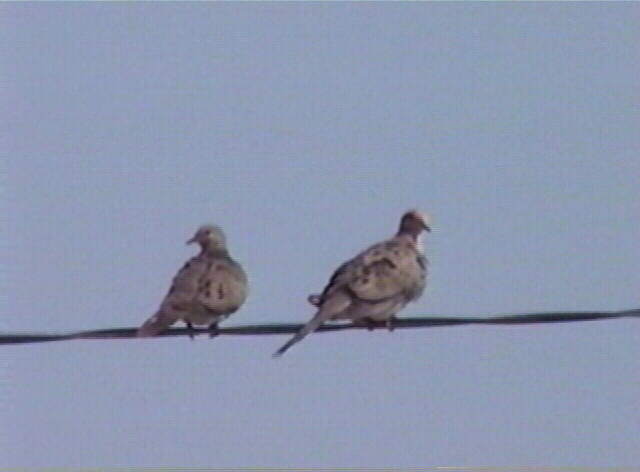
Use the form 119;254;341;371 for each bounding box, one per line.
423;223;431;232
186;236;197;245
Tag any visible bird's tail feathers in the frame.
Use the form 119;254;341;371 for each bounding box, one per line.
272;309;329;357
137;310;178;337
273;293;350;357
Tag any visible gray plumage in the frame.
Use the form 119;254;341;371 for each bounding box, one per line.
274;210;431;356
137;224;248;337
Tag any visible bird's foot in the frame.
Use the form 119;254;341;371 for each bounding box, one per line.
386;316;398;332
208;323;220;339
354;317;378;331
186;321;196;340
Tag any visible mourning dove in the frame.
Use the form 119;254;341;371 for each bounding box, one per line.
274;210;431;356
137;224;248;337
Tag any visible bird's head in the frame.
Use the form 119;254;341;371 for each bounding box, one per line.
187;224;227;250
398;210;431;237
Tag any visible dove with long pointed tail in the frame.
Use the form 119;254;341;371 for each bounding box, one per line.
274;210;431;356
138;224;248;337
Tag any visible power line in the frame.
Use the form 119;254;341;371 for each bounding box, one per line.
0;307;637;346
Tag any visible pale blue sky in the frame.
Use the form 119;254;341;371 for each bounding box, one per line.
2;2;639;467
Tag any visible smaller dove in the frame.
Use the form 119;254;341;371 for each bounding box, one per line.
274;210;431;356
137;224;248;337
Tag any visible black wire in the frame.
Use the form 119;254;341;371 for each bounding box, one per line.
0;308;637;346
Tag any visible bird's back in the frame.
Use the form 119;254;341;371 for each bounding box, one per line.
319;235;426;307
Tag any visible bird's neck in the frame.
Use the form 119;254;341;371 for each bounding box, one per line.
415;233;425;254
396;229;419;242
395;232;424;253
200;245;230;258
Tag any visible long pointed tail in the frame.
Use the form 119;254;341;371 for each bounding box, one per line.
272;308;329;357
137;310;178;337
274;292;351;357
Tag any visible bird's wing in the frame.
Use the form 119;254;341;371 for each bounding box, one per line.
319;238;424;305
137;255;209;337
